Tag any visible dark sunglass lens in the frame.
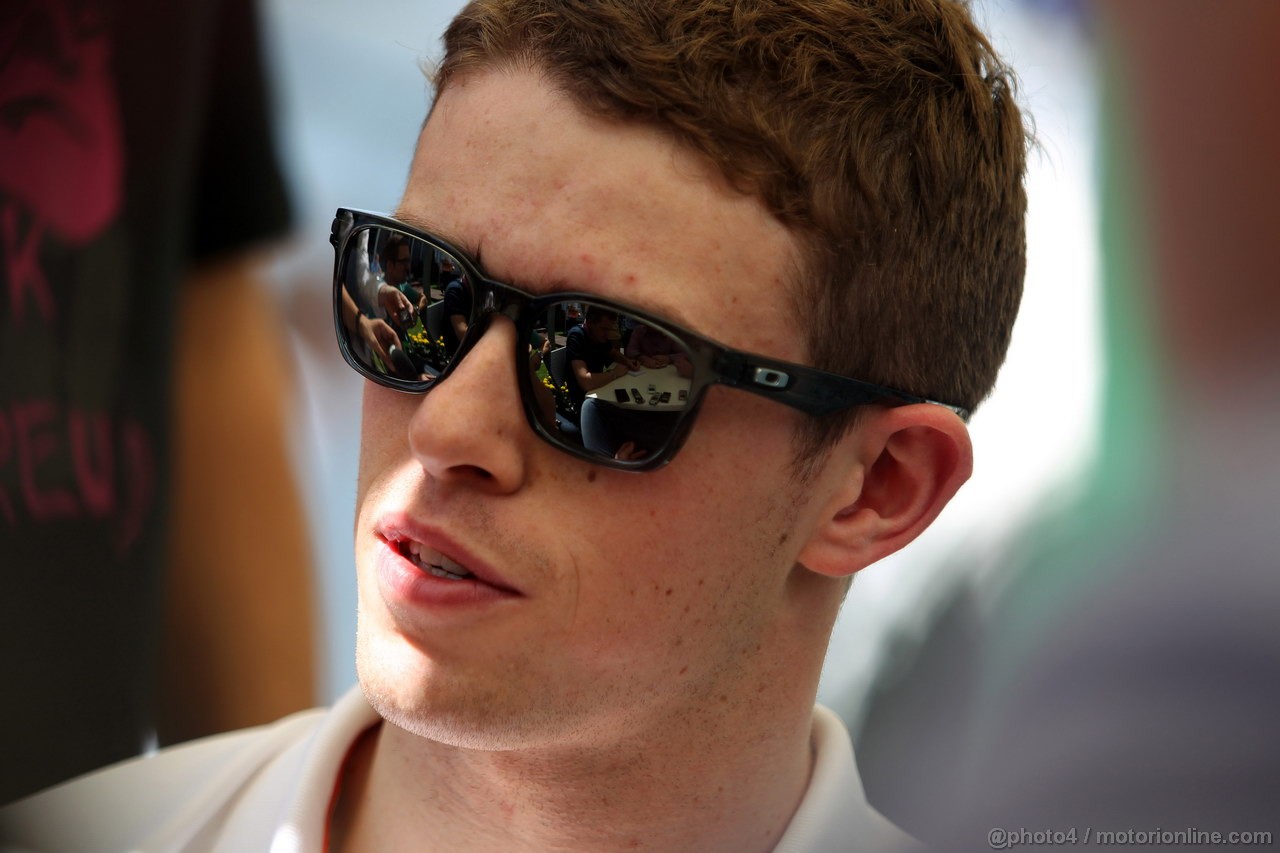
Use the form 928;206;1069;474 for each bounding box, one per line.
530;301;695;465
336;225;471;384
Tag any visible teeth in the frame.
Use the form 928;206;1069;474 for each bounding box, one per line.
425;563;470;581
401;540;474;581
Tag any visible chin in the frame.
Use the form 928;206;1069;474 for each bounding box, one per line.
354;619;590;752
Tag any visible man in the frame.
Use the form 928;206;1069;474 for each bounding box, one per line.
565;305;638;417
0;1;1026;849
439;256;471;354
626;321;694;375
381;233;417;301
375;233;418;327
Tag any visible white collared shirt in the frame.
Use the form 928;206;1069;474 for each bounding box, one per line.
0;687;914;852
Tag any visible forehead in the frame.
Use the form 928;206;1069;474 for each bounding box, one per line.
400;70;805;361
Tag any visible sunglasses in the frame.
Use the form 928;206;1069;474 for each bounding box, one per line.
331;208;968;471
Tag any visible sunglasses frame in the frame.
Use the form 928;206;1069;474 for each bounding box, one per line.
332;208;968;472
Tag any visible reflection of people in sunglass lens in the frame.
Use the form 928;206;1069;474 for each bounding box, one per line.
564;305;640;422
377;234;416;329
627;322;694;377
440;258;471;355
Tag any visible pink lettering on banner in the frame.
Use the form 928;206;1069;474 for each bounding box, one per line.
1;207;55;326
70;410;115;517
0;0;124;245
0;401;157;557
13;400;78;521
0;0;126;328
0;2;140;554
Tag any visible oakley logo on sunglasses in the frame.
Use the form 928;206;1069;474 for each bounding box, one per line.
752;369;790;389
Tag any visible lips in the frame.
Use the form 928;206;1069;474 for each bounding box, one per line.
375;514;522;596
397;538;474;581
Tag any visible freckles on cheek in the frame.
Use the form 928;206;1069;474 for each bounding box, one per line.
356;385;415;491
361;384;417;448
361;382;408;430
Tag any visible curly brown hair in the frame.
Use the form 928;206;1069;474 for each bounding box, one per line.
435;0;1028;457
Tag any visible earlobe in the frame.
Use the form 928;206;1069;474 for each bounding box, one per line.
796;406;973;578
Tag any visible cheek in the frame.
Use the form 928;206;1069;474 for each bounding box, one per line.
566;395;804;635
684;388;805;491
658;397;805;572
356;382;415;502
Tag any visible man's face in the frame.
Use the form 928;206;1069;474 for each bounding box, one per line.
354;69;832;750
584;312;615;344
385;245;411;287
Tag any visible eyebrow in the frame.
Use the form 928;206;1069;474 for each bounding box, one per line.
389;206;702;333
391;207;480;260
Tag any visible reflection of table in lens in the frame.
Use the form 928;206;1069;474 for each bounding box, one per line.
588;364;691;412
582;365;690;458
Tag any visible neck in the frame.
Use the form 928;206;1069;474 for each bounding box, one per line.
332;568;848;852
333;689;817;852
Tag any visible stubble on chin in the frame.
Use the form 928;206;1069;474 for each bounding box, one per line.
354;620;605;752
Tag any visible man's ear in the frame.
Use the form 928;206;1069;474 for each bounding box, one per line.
795;405;972;578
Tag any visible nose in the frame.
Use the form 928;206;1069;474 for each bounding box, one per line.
407;317;530;493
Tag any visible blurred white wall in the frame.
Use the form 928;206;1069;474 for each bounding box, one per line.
259;0;1100;709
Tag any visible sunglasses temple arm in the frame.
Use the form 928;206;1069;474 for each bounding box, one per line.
713;351;968;419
